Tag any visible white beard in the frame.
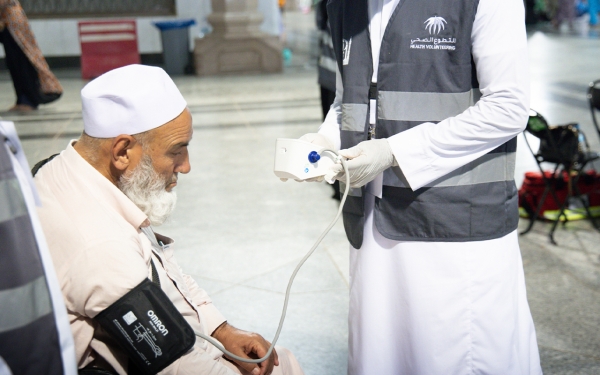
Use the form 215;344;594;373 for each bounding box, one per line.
118;156;177;226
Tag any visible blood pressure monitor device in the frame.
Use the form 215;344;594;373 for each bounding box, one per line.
273;138;338;180
95;279;195;375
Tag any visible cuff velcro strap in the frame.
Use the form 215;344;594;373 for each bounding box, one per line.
95;279;195;375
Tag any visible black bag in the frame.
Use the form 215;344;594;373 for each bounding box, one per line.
538;124;580;164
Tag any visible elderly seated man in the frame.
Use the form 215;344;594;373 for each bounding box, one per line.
34;65;304;375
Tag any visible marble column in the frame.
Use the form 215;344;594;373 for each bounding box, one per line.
194;0;283;76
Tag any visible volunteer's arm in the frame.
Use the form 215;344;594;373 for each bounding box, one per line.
388;0;530;190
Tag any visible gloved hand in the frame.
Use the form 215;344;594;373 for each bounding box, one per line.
280;133;335;182
327;138;397;187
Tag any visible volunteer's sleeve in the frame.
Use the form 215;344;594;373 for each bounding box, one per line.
387;0;530;190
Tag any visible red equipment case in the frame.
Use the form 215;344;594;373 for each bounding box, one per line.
78;20;140;80
519;170;600;216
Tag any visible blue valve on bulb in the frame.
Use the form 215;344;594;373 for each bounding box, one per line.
308;151;321;163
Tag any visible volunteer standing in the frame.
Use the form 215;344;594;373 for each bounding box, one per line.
300;0;543;373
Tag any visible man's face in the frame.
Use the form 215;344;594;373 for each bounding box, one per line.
119;108;193;226
136;108;193;191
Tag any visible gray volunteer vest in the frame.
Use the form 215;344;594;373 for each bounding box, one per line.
327;0;518;248
316;0;336;91
318;28;337;92
0;133;68;374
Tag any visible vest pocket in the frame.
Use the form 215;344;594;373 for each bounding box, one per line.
375;182;517;242
375;187;472;240
469;181;518;238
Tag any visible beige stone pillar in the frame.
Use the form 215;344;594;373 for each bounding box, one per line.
285;0;299;11
194;0;283;76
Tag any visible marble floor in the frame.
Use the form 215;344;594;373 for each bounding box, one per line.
2;10;600;375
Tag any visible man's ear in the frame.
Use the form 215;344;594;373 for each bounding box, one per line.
110;135;138;171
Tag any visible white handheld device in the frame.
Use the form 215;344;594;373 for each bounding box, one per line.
273;138;338;180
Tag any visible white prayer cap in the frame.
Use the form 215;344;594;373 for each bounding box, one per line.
81;64;187;138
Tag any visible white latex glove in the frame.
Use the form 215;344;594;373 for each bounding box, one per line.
280;133;336;182
327;139;397;188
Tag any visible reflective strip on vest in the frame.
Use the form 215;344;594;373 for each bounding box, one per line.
320;30;334;48
342;103;368;131
0;178;28;224
318;30;337;91
425;152;516;188
0;276;52;334
319;55;337;74
384;150;516;189
378;91;472;122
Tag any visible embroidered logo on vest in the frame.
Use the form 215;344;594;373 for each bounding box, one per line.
410;16;456;51
424;16;447;34
342;38;352;65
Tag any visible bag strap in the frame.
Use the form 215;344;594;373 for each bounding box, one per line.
150;259;161;287
140;226;163;287
31;153;59;176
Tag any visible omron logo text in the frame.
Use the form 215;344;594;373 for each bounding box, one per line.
147;310;169;336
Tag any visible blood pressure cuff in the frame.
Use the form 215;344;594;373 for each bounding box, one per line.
95;279;196;375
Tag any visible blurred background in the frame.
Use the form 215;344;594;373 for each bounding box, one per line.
1;1;600;374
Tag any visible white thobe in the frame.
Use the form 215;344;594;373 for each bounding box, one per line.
318;0;543;374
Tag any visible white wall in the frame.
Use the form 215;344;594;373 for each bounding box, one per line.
0;0;283;59
0;0;212;58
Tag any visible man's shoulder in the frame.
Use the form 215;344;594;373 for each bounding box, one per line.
34;153;141;252
34;150;74;199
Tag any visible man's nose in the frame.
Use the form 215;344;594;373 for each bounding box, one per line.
176;154;191;174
